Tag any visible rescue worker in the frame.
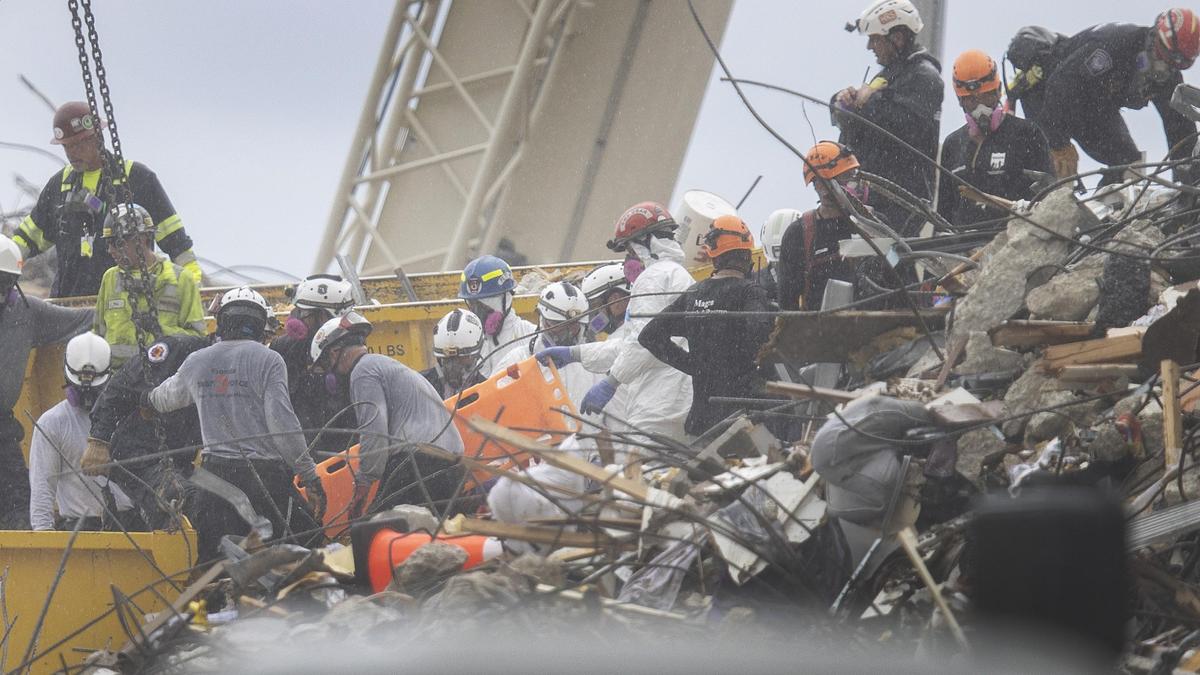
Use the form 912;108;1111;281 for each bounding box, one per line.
639;217;774;436
1031;9;1200;181
83;334;207;530
270;274;357;454
576;202;693;441
834;0;943;234
458;255;535;373
494;281;599;411
0;234;93;529
423;309;487;398
536;264;637;459
141;287;323;560
757;209;804;304
309;312;465;519
937;50;1053;227
15;101;200;297
777;142;870;312
92;204;206;367
579;263;631;338
29;332;141;531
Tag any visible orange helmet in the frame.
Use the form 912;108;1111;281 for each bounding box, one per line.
701;215;754;258
952;49;1000;97
804;141;859;185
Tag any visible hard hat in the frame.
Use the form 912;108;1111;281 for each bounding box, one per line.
760;209;803;263
804;141;860;185
1155;8;1200;69
607;201;676;252
65;332;112;387
293;274;354;314
101;203;155;240
849;0;923;37
701;215;755;259
50;101;104;145
310;311;373;364
952;50;1001;97
537;281;588;324
0;235;24;277
459;255;515;300
218;286;271;322
432;309;485;359
581;263;631;301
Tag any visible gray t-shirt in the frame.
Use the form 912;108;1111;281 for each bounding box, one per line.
0;297;92;412
352;354;464;483
149;339;317;480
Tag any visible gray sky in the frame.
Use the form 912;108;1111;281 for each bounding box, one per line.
0;1;1182;280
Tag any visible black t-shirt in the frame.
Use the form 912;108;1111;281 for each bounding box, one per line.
937;115;1053;227
639;275;774;436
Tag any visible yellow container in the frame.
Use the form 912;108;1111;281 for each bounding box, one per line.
0;527;197;674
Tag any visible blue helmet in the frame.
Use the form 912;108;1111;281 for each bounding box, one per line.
459;255;515;300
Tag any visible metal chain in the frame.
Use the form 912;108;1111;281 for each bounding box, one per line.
68;0;181;528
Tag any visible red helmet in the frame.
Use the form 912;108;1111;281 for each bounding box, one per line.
607;201;676;252
1154;8;1200;69
50;101;104;145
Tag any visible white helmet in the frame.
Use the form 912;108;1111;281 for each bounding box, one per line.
310;311;373;365
65;332;111;387
851;0;923;37
433;309;484;359
761;209;803;263
219;286;271;316
293;274;354;314
537;281;588;324
581;263;630;301
0;234;23;277
102;203;155;240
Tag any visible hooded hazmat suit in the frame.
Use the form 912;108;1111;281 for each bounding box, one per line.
601;237;694;441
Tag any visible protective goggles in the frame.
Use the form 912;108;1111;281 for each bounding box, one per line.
702;226;751;249
953;65;998;94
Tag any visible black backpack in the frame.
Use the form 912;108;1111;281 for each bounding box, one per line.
1005;26;1068;99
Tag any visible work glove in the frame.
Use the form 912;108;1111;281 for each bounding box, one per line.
137;389;157;420
301;476;327;524
348;481;374;520
581;376;619;415
1050;143;1079;179
535;346;579;369
81;437;111;477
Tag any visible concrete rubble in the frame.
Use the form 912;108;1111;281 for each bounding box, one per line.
79;182;1200;675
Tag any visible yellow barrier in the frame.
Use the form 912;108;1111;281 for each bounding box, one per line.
0;527;197;674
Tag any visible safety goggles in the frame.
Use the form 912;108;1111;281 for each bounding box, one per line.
1155;33;1196;69
702;226;751;250
953;65;998;94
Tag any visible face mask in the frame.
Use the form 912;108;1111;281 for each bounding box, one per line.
589;312;610;335
284;317;309;340
841;178;871;203
965;103;1004;138
66;384;96;409
623;257;645;284
437;356;478;391
470;296;507;337
324;372;341;396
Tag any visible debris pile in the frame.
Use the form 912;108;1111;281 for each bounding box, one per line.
64;187;1200;675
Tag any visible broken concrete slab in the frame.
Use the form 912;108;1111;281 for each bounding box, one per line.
953;187;1089;338
956;427;1008;481
954;331;1028;375
1026;256;1104;321
390;542;469;595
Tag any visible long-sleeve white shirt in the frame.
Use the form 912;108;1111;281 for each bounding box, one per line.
29;399;133;530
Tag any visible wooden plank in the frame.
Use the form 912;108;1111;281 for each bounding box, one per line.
1164;359;1183;470
467;418;667;506
1039;331;1144;372
897;528;969;649
989;320;1096;349
765;310;948;364
764;381;860;403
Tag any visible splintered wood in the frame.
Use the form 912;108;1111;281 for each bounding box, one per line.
1038;329;1144;372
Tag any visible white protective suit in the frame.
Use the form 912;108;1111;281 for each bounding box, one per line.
605;237;694;441
476;301;536;376
578;320;635;460
487;433;595;550
492;332;600;417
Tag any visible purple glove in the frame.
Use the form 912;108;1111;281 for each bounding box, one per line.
581;377;618;415
535;346;578;368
